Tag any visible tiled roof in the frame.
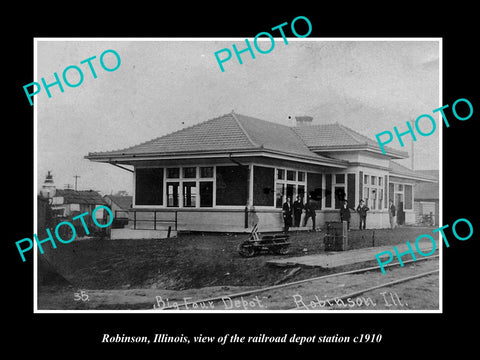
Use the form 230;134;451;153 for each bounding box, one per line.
389;162;438;182
415;169;439;180
54;189;107;205
86;112;407;164
86;112;344;165
104;195;133;210
91;113;254;156
413;170;439;200
293;123;369;147
232;113;322;159
292;123;407;157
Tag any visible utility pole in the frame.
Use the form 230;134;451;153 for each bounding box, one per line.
409;119;415;170
73;175;81;191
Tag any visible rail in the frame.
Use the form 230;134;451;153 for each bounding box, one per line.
159;255;439;310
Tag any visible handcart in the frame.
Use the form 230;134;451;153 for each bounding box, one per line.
238;224;290;257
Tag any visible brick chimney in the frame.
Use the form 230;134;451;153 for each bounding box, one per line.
295;116;313;126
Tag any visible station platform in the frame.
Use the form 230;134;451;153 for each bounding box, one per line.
266;238;440;269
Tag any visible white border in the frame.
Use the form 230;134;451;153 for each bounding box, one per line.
33;37;442;314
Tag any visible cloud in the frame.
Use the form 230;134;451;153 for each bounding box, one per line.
37;39;440;193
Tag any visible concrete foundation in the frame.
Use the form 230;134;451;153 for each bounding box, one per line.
110;228;177;240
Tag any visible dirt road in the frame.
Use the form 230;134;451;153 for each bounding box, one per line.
38;257;439;311
239;257;439;311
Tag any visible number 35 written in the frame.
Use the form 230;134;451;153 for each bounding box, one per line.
74;290;89;302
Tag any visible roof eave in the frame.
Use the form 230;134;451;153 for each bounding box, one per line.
389;172;438;183
85;148;258;161
308;144;408;159
85;148;348;168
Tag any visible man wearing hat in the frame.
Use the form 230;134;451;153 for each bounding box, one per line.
356;199;370;230
389;199;397;229
339;200;351;230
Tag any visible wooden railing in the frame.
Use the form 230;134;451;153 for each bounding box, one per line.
114;210;177;231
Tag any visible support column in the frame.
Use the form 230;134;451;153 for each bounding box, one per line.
248;163;253;207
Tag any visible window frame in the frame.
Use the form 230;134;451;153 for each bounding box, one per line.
134;167;165;207
200;166;214;178
182;181;197;208
135;165;217;209
182;167;197;179
275;167;310;208
390;181;414;212
361;172;387;210
166;167;180;179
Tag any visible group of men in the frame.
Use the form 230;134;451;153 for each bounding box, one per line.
282;196;397;232
282;195;316;232
339;199;369;230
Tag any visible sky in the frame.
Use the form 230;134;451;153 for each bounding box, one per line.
36;39;440;195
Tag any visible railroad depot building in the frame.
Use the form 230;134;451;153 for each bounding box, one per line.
86;112;437;236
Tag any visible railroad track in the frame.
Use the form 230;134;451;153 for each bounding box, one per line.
159;254;440;311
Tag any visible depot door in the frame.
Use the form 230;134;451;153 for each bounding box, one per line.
395;194;405;225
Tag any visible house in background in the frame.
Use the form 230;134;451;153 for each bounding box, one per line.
51;189;108;233
85;112;437;236
103;194;133;231
413;170;439;226
37;171;111;237
52;189;107;217
104;194;133;216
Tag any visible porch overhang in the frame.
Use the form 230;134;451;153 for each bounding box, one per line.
85;148;348;169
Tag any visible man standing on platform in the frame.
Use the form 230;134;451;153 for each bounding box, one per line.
340;200;351;231
282;197;293;232
389;199;397;229
303;196;316;231
292;195;304;228
356;199;370;230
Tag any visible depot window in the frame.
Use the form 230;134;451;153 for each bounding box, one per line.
182;182;197;207
390;182;412;211
333;174;346;209
216;166;248;206
275;168;308;208
142;166;215;208
183;167;197;179
199;181;213;207
298;171;305;182
405;184;413;210
166;182;179;207
135;168;164;206
166;167;180;179
287;170;296;181
323;173;348;209
363;173;384;210
253;166;274;206
200;166;214;178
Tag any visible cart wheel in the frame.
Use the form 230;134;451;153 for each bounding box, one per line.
238;243;256;257
273;246;290;255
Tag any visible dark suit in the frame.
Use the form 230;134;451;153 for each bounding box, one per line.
292;200;303;227
340;206;351;230
282;201;292;232
356;204;369;230
303;201;316;230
